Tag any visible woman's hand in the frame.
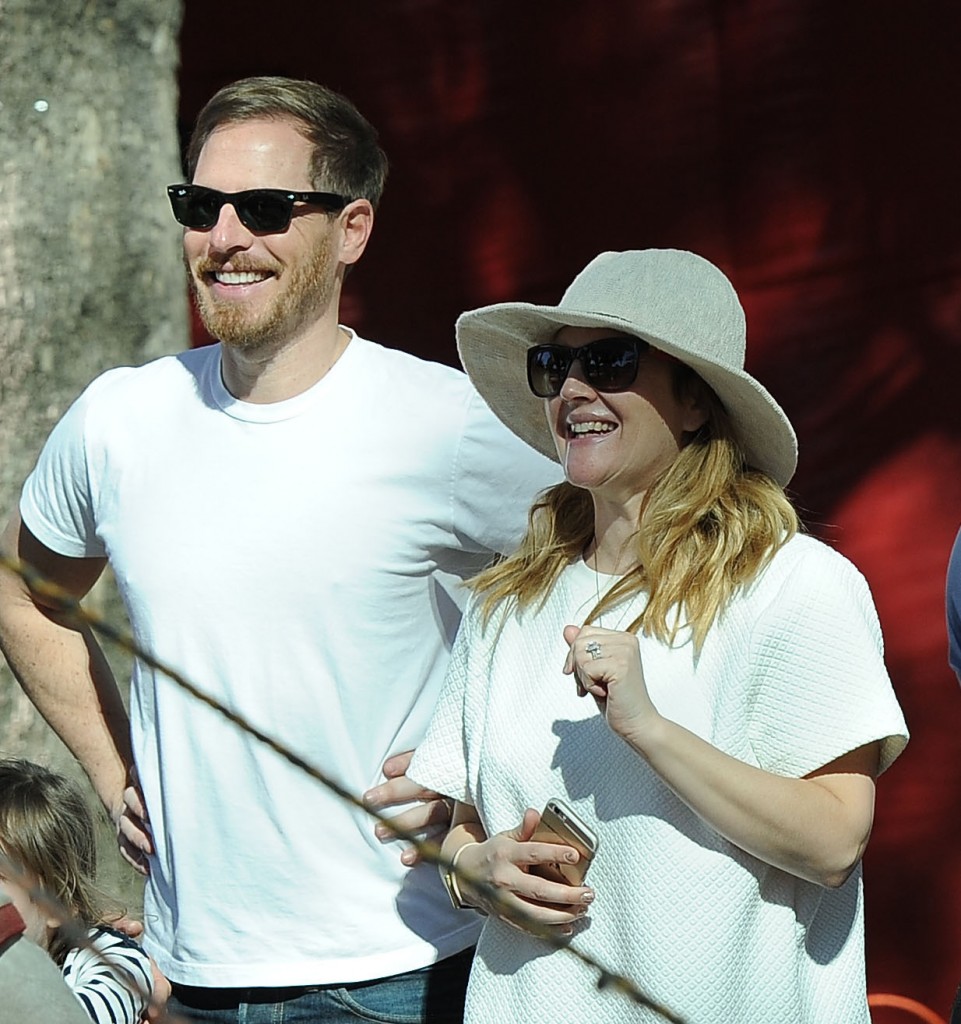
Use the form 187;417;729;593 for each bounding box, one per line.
453;808;594;936
563;624;659;742
563;628;881;888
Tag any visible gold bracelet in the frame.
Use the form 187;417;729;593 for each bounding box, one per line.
440;841;477;910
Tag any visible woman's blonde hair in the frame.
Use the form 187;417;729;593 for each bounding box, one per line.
0;758;113;965
471;361;799;649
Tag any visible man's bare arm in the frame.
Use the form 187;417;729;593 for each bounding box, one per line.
0;511;132;819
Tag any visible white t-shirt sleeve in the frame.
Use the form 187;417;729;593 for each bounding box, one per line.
449;390;561;557
746;544;908;778
20;371;131;558
408;596;481;804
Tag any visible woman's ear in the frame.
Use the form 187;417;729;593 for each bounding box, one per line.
679;381;710;436
682;401;708;435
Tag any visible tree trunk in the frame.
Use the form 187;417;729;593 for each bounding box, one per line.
0;0;185;901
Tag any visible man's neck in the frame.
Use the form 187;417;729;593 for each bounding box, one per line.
220;323;351;404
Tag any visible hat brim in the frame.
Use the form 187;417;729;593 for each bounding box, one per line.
457;302;798;487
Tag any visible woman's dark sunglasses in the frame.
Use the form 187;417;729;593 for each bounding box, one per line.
527;337;651;398
167;184;351;233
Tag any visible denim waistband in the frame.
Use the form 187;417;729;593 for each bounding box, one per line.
170;982;321;1009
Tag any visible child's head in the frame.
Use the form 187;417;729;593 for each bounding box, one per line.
0;758;102;963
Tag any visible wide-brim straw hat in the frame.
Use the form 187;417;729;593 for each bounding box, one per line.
456;248;797;487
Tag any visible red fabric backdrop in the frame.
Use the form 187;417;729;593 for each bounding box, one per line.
179;1;961;1014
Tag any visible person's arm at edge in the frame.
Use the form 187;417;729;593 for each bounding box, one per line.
0;511;132;830
946;526;961;683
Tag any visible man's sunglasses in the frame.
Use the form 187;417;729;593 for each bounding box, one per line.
167;184;351;233
527;337;651;398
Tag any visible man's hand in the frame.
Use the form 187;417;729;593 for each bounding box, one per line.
363;750;453;866
114;774;154;876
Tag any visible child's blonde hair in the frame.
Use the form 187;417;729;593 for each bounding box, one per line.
0;758;111;964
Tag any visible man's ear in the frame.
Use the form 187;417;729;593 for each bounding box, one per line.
338;199;374;267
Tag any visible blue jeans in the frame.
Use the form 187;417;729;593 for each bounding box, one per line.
166;948;472;1024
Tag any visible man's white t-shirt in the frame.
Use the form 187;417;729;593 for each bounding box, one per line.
21;332;561;987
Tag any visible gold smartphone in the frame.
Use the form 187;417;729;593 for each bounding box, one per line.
529;798;598;886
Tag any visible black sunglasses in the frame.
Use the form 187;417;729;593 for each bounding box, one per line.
527;337;651;398
167;184;351;233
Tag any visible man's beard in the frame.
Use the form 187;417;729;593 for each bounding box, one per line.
188;237;335;352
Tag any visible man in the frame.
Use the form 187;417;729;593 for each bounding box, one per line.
0;77;559;1023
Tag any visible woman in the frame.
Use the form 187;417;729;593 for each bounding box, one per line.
408;249;908;1023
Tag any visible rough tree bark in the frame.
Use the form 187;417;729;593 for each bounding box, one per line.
0;0;185;892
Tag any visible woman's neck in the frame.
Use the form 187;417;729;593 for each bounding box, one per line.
585;501;642;574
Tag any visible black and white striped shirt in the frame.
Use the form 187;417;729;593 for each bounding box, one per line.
61;927;152;1024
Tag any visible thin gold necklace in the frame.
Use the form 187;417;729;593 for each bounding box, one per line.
587;540;635;631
